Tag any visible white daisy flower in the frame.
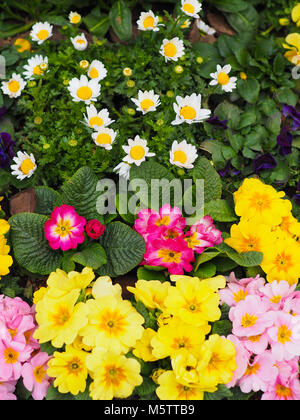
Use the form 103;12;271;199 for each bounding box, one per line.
172;93;211;125
160;37;185;62
83;105;114;129
196;19;216;35
87;60;107;81
68;75;100;104
30;22;53;45
23;55;48;80
113;161;131;180
1;73;26;98
131;90;161;114
122;136;155;167
169;140;198;169
92;127;117;150
209;64;237;92
137;11;160;31
11;151;37;180
181;0;202;18
71;33;88;51
69;11;81;24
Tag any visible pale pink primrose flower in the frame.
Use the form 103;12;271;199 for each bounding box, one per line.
241;331;269;355
0;380;17;400
22;352;52;400
259;280;296;310
262;372;300;400
267;312;300;361
229;295;274;337
0;337;31;381
238;351;278;393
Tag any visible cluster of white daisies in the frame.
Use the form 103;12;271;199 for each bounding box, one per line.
1;0;238;181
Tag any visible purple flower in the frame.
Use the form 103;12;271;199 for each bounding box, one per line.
0;132;15;169
253;153;277;173
218;161;240;177
282;104;300;131
277;126;293;156
206;115;228;130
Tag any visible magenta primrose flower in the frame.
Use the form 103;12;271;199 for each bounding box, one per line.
45;205;86;251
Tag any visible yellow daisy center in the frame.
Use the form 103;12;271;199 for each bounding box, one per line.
89;116;103;127
4;348;19;364
20;158;35;175
217;72;230;85
71;15;81;24
164;42;177;58
55;219;72;238
140;99;155;111
173;150;188;164
157;248;182;263
8;80;20;93
33;365;47;383
241;313;258;328
76;38;86;45
96;133;112;145
180;106;196;120
183;3;195;14
77;86;93;100
33;65;43;76
275;384;292;399
130;145;146;160
89;67;99;79
143;16;155;28
277;325;292;344
37;29;49;41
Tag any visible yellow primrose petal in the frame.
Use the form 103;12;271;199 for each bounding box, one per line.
292;4;300;23
0;220;10;235
284;33;300;52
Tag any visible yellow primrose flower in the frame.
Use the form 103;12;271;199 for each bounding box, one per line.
86;348;143;400
0;235;13;278
292;4;300;26
133;328;159;362
45;267;95;299
196;335;237;389
156;371;207;400
164;276;223;326
283;33;300;65
14;38;31;53
234;178;292;226
0;219;10;236
260;237;300;285
33;289;89;348
79;295;144;353
225;220;274;254
278;213;300;238
33;287;48;304
47;345;88;395
151;317;210;359
127;279;171;312
171;350;201;387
